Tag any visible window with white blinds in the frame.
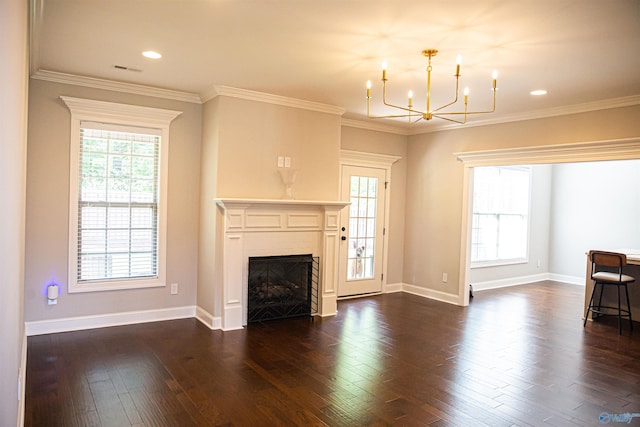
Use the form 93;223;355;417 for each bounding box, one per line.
76;123;160;282
62;96;181;293
471;166;531;265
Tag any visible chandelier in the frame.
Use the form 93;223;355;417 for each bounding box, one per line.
366;49;497;124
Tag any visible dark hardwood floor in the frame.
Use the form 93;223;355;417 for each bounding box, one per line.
26;281;640;426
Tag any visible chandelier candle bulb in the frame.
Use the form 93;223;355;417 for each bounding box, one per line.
492;70;498;89
456;54;461;76
366;80;371;98
408;90;413;108
464;87;469;104
381;61;387;80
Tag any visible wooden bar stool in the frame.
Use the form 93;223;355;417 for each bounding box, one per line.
584;250;635;334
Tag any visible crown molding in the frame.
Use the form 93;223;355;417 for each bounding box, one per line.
340;150;401;168
31;70;202;104
407;95;640;135
201;85;345;116
29;0;43;76
340;118;410;136
454;137;640;167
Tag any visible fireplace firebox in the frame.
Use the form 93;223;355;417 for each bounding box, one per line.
247;254;319;323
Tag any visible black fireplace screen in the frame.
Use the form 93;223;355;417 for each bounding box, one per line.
247;254;319;323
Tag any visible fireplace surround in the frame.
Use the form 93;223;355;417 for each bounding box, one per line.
215;198;349;330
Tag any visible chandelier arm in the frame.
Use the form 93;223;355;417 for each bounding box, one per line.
410;115;424;124
368;112;418;119
382;80;424;115
433;114;467;125
432;76;460;113
433;90;496;116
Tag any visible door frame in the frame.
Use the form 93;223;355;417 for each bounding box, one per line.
339;150;401;296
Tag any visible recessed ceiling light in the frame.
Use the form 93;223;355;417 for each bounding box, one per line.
530;89;547;96
142;50;162;59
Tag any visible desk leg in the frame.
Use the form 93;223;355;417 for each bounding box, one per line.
584;255;595;321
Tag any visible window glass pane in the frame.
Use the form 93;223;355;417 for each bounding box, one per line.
81;153;107;177
107;179;131;202
347;175;378;280
349;197;359;217
81;206;106;229
358;177;368;196
107;230;129;252
132;156;155;179
108;207;130;229
132;207;153;228
80;230;105;253
131;180;155;203
77;126;160;282
471;166;530;263
131;230;154;252
81;177;106;201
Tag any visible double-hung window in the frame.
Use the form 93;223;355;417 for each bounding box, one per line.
62;97;181;292
471;165;531;266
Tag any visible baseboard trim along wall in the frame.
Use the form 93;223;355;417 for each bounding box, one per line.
25;278;584;336
547;273;585;286
195;306;221;330
471;273;585;292
384;282;403;293
401;283;460;305
24;306;197;336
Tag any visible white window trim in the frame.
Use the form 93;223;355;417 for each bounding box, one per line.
61;96;181;293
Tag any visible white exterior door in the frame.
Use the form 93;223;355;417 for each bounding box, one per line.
338;165;386;297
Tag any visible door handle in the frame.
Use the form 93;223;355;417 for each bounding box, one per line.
341;236;346;241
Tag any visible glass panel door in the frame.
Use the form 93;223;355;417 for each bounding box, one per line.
338;165;386;297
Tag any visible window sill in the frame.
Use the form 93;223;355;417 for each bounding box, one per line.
471;258;529;269
69;277;164;293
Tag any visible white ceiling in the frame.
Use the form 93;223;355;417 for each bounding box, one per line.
31;0;640;132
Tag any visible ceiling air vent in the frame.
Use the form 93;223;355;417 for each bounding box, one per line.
113;65;142;72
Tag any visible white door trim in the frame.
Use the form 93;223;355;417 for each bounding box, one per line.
340;150;401;295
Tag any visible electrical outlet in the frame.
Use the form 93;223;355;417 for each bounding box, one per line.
442;273;448;283
284;156;291;168
170;283;178;295
537;259;541;268
277;156;284;167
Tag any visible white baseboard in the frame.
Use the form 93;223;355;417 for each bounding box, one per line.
24;305;196;336
384;282;403;293
471;273;584;291
195;306;221;330
401;283;460;305
471;273;549;291
548;273;584;286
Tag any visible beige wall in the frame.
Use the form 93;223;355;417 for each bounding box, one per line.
197;98;222;318
215;96;342;200
0;0;28;423
340;126;408;285
404;105;640;298
25;79;202;322
197;95;344;320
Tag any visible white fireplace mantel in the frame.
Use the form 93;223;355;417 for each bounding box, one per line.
216;198;349;209
215;198;349;330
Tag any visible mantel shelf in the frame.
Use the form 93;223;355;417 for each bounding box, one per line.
215;198;349;210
